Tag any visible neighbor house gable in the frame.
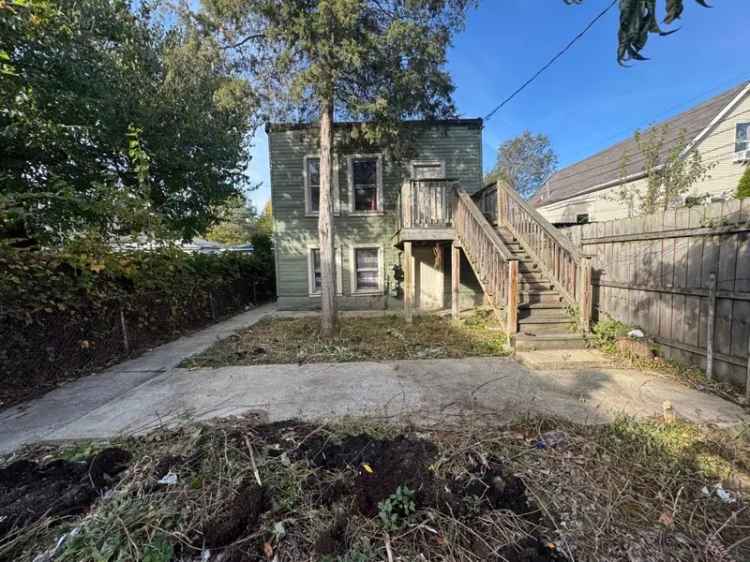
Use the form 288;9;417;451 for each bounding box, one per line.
533;81;750;211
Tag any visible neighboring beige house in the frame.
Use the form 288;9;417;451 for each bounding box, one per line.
532;81;750;224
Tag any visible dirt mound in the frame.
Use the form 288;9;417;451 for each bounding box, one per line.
0;447;130;539
199;479;269;548
304;433;439;516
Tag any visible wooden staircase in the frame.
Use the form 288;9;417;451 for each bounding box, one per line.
454;181;593;351
495;227;587;351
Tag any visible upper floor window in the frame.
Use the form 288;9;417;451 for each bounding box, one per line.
304;155;340;216
348;155;383;213
411;160;445;180
304;156;320;214
735;123;750;153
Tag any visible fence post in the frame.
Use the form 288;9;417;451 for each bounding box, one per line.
119;306;130;354
451;242;461;320
506;260;519;334
208;290;217;321
706;273;716;381
579;257;593;333
745;334;750;405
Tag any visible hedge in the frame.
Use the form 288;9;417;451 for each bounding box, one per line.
0;245;275;408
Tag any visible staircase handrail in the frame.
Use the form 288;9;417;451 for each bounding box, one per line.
493;180;592;331
453;185;519;333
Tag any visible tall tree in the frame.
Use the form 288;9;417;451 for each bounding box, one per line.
490;131;558;200
203;0;473;336
205;194;257;244
564;0;711;63
0;0;257;245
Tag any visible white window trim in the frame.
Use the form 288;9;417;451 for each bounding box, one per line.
303;154;340;217
410;159;446;179
350;244;384;295
347;153;384;215
307;246;343;297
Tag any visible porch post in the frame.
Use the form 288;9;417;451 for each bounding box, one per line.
507;260;519;334
404;241;414;323
579;256;592;333
451;241;461;320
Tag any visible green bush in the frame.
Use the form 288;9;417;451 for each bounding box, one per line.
0;245;274;407
737;166;750;200
591;315;630;353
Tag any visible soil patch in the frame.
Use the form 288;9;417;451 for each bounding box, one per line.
0;447;130;539
200;479;269;548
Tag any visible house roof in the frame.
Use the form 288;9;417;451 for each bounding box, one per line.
265;118;483;133
532;81;750;208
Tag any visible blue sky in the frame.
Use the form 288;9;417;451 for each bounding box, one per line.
245;0;747;211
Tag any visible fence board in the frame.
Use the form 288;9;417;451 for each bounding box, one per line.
563;200;750;387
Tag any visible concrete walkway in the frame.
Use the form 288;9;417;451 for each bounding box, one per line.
1;306;747;453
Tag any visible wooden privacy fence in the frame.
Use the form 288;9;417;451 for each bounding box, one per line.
563;199;750;388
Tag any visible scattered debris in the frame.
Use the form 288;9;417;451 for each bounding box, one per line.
628;329;645;338
702;483;738;504
157;471;178;485
535;430;569;449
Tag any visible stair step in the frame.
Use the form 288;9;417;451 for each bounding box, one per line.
521;281;554;291
512;334;588;352
517;318;576;335
519;302;566;310
519;272;550;284
520;291;564;305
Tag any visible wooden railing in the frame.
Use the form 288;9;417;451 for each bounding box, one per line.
399;179;456;230
490;181;592;331
454;186;519;333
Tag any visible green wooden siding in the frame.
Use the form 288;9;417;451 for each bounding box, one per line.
268;121;483;310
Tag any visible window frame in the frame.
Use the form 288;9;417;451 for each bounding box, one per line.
303;154;340;217
410;160;446;180
350;244;384;295
307;246;343;297
347;154;384;215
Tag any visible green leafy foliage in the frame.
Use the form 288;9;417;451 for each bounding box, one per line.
205;194;259;245
591;315;630;353
736;166;750;200
0;245;274;406
610;125;716;216
377;485;416;531
564;0;711;63
488;131;558;199
0;0;258;245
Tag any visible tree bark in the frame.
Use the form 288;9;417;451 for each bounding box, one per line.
318;96;337;337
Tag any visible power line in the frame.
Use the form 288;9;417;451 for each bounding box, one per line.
483;0;618;122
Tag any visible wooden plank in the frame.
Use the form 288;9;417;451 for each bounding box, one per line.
717;233;739;292
658;292;673;340
594;280;750;302
701;234;720;289
706;274;717;380
507;260;519;334
735;232;750;293
715;296;733;357
579;224;750;244
451;242;460;320
686;236;703;290
404;241;414;323
731;300;750;359
684;295;701;348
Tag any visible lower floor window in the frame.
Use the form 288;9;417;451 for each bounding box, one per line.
353;247;381;292
309;247;342;295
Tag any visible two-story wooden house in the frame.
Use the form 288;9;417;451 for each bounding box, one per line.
267;118;594;349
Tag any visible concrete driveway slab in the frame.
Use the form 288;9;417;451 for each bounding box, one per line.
1;305;747;454
0;303;274;453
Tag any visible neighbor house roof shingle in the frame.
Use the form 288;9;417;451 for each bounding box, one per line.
532;82;749;208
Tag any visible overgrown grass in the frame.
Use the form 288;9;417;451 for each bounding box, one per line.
2;415;749;562
181;312;510;368
589;315;744;404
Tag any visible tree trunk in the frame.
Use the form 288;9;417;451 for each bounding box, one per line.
318;96;337;337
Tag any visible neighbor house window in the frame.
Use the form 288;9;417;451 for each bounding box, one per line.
304;156;320;214
411;160;445;180
351;246;382;293
308;247;343;296
304;155;340;216
735;123;750;153
348;155;382;213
